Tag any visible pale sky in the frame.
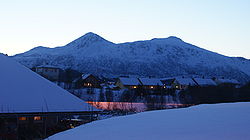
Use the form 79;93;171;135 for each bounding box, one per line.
0;0;249;58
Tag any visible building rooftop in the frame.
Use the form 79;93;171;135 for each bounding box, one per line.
82;74;91;80
174;77;197;86
139;78;163;86
119;77;141;86
193;78;217;86
216;78;240;84
36;65;60;69
0;54;99;113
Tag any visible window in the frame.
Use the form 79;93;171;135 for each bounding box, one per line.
84;83;92;86
19;117;27;121
34;116;42;121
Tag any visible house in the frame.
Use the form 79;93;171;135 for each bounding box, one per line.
0;54;99;139
138;78;164;89
161;78;176;89
115;77;141;89
73;74;102;88
35;65;61;81
192;78;217;87
98;76;116;84
100;77;120;90
164;77;197;90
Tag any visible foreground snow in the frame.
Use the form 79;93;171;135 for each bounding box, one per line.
48;102;250;140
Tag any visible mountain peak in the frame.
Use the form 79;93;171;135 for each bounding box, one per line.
151;36;183;45
81;32;102;39
66;32;112;48
78;32;106;42
167;36;183;41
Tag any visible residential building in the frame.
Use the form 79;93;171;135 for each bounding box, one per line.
73;74;102;88
35;65;61;81
192;78;217;87
138;78;164;89
164;77;197;90
115;77;141;89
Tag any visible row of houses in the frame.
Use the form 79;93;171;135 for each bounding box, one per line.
115;76;240;90
33;65;241;90
115;77;163;89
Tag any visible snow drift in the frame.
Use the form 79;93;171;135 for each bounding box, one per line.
48;102;250;140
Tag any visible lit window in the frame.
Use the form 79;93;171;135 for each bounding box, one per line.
70;124;74;128
150;86;154;89
34;116;42;120
84;83;92;86
133;86;137;89
19;117;27;121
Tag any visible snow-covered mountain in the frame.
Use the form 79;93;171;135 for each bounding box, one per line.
13;32;250;83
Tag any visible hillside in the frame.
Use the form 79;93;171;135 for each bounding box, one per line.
13;32;250;82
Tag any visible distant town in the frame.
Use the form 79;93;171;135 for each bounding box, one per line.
34;64;241;91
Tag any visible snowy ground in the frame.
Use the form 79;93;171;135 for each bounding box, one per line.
48;102;250;140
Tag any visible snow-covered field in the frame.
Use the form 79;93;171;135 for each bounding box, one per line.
48;102;250;140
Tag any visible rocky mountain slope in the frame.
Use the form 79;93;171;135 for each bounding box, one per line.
13;32;250;82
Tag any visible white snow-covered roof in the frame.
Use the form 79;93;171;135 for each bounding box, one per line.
119;77;141;86
82;74;91;80
36;65;60;69
48;102;250;140
72;77;81;83
193;78;217;86
0;54;99;113
108;84;118;89
174;77;197;86
139;78;163;86
216;78;240;85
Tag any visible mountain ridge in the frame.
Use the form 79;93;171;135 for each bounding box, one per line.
13;32;250;83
